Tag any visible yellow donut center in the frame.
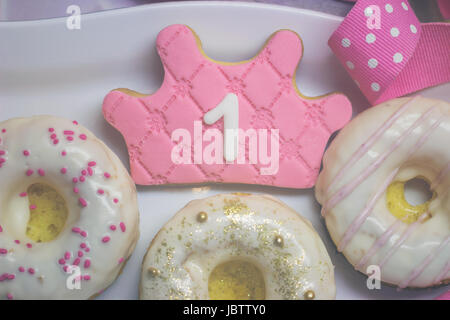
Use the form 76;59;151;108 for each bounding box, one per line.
386;178;434;224
26;183;68;242
208;260;265;300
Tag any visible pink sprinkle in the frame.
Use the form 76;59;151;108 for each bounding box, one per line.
73;187;79;194
80;231;87;238
61;150;67;156
7;293;13;300
79;198;87;207
97;189;104;195
26;243;32;248
29;204;36;210
64;130;74;135
88;161;96;167
79;134;87;140
0;150;4;156
60;167;67;174
64;251;71;260
19;192;27;197
79;176;85;182
83;275;91;281
114;198;119;204
109;225;116;231
104;172;111;179
81;169;87;176
7;274;15;280
38;168;45;176
118;258;124;264
120;222;126;232
0;225;2;232
63;265;69;273
48;128;54;133
84;259;91;268
18;267;25;273
0;158;5;163
26;169;34;176
14;240;20;244
1;129;5;133
0;248;7;254
50;133;57;139
71;227;81;234
102;236;110;243
80;243;87;249
87;167;93;176
28;268;35;274
77;251;84;258
23;150;30;156
53;139;59;145
66;136;74;141
0;273;8;281
72;177;78;183
84;247;90;253
73;120;78;125
73;258;80;266
58;258;66;265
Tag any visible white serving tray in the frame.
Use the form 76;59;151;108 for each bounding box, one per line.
0;1;448;300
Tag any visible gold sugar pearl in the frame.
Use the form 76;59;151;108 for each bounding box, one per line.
147;267;160;277
304;290;315;300
196;211;208;223
273;235;284;247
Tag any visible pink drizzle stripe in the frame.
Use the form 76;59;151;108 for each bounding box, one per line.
338;169;399;252
433;261;450;286
379;212;429;269
430;162;450;190
398;236;450;289
326;96;418;194
356;220;402;271
338;117;441;252
323;104;437;215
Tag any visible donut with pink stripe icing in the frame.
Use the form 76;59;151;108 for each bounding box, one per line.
316;96;450;288
0;116;139;299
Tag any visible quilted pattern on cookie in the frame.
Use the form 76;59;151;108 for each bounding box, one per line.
103;24;352;188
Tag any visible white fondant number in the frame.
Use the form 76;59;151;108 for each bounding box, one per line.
203;93;239;162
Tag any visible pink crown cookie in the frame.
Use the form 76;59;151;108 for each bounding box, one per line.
103;24;352;188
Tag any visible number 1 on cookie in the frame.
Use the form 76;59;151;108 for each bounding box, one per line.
203;93;239;162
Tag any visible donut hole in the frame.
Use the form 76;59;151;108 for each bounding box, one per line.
26;183;68;242
208;260;265;300
386;177;435;224
404;178;433;206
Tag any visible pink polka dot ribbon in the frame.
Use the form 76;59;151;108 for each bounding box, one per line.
435;290;450;300
329;0;450;105
437;0;450;20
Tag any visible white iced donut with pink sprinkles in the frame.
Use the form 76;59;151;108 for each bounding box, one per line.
0;116;139;299
316;97;450;288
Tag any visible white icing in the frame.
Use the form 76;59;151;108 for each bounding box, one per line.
316;97;450;288
203;93;239;162
0;116;139;299
140;193;335;300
